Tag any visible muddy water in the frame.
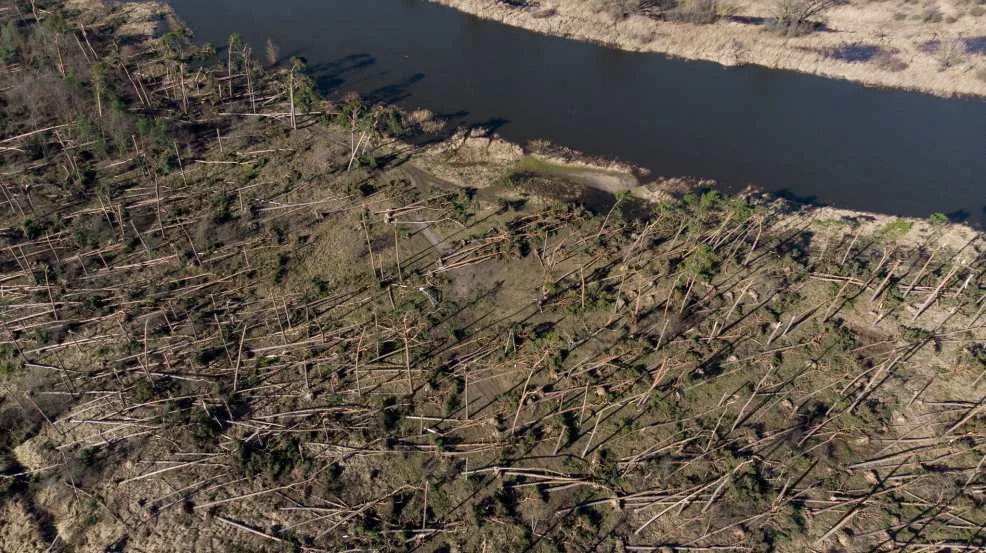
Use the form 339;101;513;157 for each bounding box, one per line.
166;0;986;226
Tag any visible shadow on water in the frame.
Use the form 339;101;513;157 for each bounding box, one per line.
434;109;471;130
269;47;305;67
773;188;821;206
364;72;427;104
166;0;986;228
947;210;970;223
309;53;377;92
308;54;430;106
472;116;510;134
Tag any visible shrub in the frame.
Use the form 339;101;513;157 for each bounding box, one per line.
668;0;720;23
526;138;552;154
873;49;909;71
0;345;20;379
273;253;289;284
588;0;640;21
684;244;720;279
0;359;19;378
921;5;944;22
769;0;845;36
828;43;882;63
0;20;20;64
878;219;913;241
935;39;964;70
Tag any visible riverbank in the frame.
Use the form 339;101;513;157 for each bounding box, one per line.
429;0;986;98
65;0;984;234
413;126;983;251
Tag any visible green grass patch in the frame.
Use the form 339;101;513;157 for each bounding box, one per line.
878;219;913;242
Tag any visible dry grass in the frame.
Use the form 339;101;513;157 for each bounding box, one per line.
430;0;986;97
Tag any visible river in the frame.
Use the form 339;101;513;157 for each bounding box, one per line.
165;0;986;226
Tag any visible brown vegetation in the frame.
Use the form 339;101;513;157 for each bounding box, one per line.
431;0;986;97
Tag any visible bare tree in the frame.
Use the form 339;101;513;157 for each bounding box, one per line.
602;0;720;24
265;38;279;67
40;10;67;77
282;57;317;130
242;45;256;113
588;0;642;22
770;0;845;35
226;32;242;98
288;57;302;129
161;30;189;112
90;62;108;118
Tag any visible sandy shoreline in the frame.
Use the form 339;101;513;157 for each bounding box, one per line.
428;0;986;99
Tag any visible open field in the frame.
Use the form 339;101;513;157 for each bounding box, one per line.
0;1;985;552
430;0;986;98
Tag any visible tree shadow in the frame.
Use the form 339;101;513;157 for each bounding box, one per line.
268;46;306;67
946;209;969;223
307;53;377;93
772;188;821;207
468;117;510;135
965;36;986;55
824;43;882;63
364;72;427;105
726;15;770;25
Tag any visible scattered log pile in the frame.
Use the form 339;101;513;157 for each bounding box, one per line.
0;2;984;553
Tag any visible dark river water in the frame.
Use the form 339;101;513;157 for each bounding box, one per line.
165;0;986;226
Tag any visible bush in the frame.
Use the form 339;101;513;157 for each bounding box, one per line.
234;436;311;482
683;244;720;279
769;0;844;36
872;49;909;71
668;0;720;23
0;20;20;64
936;39;964;70
878;219;913;241
0;345;21;378
588;0;640;21
921;5;944;22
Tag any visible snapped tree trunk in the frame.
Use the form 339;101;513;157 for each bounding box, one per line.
94;80;102;118
289;70;296;130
